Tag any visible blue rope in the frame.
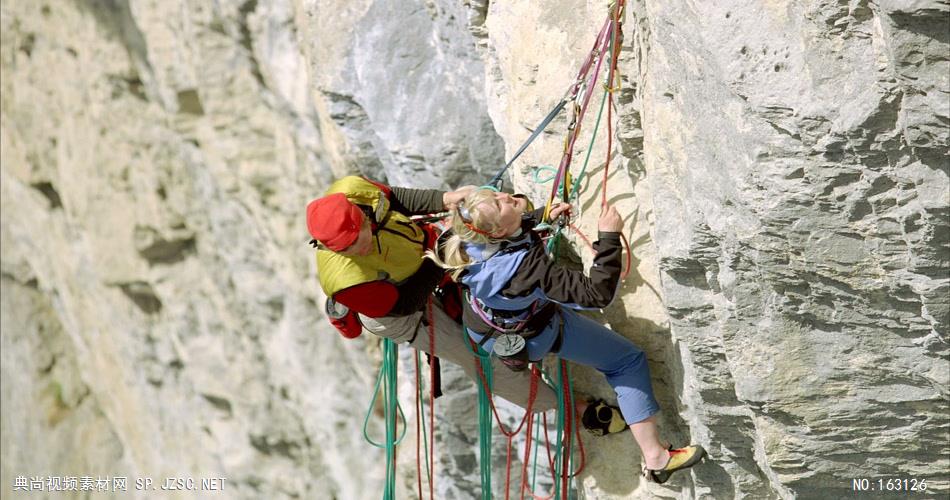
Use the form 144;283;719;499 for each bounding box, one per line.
487;99;569;190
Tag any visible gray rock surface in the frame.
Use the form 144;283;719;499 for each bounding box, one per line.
1;0;947;499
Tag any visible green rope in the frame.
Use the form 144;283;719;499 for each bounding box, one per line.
544;61;611;260
552;361;581;498
544;66;611;278
564;362;578;497
360;339;407;499
569;83;610;205
531;165;558;184
385;340;397;500
384;340;400;499
553;362;566;499
355;43;614;490
549;33;618;498
545;226;565;254
478;354;493;500
461;322;494;500
362;340;408;448
534;348;581;499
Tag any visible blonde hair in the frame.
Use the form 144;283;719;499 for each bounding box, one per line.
426;188;509;280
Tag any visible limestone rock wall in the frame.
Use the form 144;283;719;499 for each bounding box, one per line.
2;1;384;498
1;0;947;499
482;1;948;496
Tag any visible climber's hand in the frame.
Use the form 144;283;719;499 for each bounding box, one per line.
548;202;572;221
598;205;623;233
443;185;477;210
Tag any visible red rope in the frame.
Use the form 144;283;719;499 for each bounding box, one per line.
546;17;614;215
504;435;513;500
602;0;624;208
470;341;539;438
605;2;633;282
542;412;557;479
426;299;436;500
519;411;534;500
553;1;634;287
570;413;587;478
472;357;590;500
520;412;557;500
619;231;632;281
568;222;633;281
468;347;549;499
415;352;423;500
597;1;634;283
567;223;595;251
525;484;557;500
602;86;612;208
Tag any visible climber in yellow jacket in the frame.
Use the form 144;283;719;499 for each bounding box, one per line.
306;176;559;411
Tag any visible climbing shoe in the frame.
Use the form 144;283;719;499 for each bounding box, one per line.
645;445;706;484
580;399;627;436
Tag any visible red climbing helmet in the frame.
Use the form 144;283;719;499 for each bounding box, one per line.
306;193;364;251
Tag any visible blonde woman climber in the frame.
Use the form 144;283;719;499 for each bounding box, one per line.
428;187;706;483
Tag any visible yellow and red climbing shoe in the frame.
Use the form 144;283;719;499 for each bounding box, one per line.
581;399;628;436
645;445;707;484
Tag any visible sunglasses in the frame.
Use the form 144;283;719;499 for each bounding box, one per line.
456;201;495;237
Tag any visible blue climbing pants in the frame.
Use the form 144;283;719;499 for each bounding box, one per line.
469;308;660;424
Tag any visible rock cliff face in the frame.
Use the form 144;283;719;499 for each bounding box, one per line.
1;0;947;499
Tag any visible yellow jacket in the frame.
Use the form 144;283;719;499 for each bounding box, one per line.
316;176;430;297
